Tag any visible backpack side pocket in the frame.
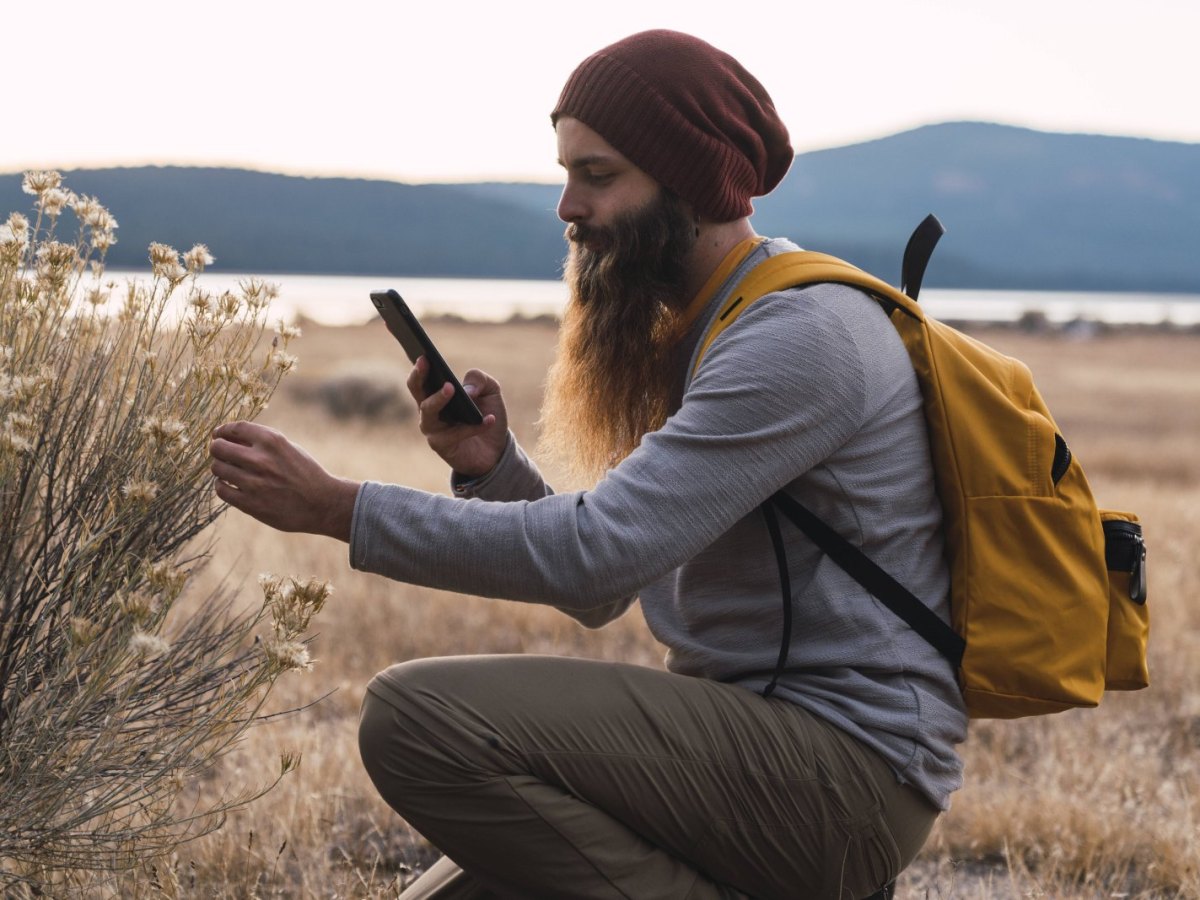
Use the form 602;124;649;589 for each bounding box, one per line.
1101;511;1150;691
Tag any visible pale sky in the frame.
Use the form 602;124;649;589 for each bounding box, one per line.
6;0;1197;184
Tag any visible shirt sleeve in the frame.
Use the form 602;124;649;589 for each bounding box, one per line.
449;431;554;502
349;286;868;616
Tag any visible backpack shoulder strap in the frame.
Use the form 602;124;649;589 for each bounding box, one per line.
692;251;925;379
693;244;965;675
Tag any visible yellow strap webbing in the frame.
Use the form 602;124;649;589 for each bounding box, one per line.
692;251;925;378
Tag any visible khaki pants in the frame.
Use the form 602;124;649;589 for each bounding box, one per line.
358;655;937;900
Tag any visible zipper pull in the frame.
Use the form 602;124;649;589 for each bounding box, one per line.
1129;534;1147;605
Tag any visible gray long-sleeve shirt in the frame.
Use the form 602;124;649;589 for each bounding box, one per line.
350;238;968;809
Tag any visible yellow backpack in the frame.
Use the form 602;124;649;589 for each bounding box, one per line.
697;217;1149;718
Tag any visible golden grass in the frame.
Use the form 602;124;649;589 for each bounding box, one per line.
118;319;1199;898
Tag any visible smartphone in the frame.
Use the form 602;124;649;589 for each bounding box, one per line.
369;289;484;426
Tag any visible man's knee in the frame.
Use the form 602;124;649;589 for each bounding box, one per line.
359;657;452;754
358;657;512;793
357;688;402;793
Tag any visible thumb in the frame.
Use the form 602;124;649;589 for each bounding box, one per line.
461;368;497;395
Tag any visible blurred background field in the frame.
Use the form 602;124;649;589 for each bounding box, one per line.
130;317;1197;898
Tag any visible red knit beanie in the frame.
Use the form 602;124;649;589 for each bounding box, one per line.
551;30;793;222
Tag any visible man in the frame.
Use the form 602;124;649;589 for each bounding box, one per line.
209;30;967;899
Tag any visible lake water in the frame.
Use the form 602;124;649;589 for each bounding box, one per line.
107;270;1200;328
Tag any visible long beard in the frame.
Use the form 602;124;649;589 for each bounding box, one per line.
538;190;697;482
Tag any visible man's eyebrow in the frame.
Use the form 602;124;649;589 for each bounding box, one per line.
557;154;618;169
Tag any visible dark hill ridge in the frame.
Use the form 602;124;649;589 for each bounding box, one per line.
0;168;566;279
3;122;1197;292
750;122;1200;291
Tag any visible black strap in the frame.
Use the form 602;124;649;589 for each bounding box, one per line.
767;491;965;669
760;502;793;698
900;213;945;301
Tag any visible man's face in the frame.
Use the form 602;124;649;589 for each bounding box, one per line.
555;117;662;236
539;121;698;482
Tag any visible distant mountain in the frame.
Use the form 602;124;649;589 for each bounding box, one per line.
3;122;1197;292
752;122;1200;293
0;169;567;280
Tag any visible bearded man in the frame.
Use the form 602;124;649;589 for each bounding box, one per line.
209;30;967;900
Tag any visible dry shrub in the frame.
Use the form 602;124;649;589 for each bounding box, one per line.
0;173;328;892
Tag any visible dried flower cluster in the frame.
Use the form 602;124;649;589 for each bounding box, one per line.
258;573;333;673
20;170;118;258
0;173;321;890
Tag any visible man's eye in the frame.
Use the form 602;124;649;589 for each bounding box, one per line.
586;172;615;185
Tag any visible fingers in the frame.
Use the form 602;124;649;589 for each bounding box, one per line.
462;382;497;426
209;436;255;469
208;422;351;536
407;364;503;473
407;357;458;432
213;476;245;508
209;423;278;481
211;419;267;445
209;422;281;492
210;455;266;494
209;439;260;517
212;467;269;523
404;356;429;403
417;382;456;432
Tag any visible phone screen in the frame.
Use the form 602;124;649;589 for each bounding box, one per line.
369;289;484;426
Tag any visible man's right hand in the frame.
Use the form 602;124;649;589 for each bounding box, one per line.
407;357;508;479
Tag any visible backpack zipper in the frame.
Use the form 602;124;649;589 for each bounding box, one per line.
1103;519;1147;605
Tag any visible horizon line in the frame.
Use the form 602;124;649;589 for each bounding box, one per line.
2;119;1196;187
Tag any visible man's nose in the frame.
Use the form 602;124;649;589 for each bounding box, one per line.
556;182;587;224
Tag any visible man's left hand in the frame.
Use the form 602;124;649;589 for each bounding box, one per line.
209;421;360;541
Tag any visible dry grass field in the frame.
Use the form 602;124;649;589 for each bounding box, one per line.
113;316;1197;898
